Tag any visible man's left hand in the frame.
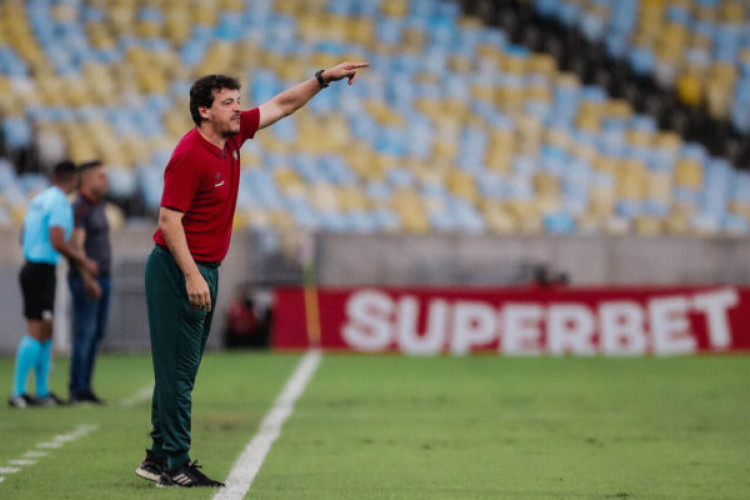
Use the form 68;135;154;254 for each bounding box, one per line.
84;278;102;300
322;62;371;85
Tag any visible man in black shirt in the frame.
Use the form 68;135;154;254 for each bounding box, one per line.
68;160;111;404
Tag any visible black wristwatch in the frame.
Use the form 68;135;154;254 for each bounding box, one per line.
315;69;329;89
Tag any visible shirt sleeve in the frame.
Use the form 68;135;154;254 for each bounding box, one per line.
160;153;205;213
49;192;73;233
72;198;88;229
239;107;261;145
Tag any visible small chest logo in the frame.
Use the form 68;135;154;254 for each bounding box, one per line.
232;150;238;160
214;172;224;188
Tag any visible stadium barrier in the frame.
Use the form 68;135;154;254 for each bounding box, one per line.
273;286;750;355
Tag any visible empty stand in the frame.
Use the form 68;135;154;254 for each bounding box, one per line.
0;0;747;236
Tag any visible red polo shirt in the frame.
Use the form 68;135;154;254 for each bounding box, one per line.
153;108;260;263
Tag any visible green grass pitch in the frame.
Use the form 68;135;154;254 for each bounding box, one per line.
0;352;748;499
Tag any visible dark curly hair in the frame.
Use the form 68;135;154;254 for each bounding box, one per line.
189;74;241;126
53;160;77;183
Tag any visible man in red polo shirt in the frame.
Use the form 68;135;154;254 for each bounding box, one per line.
135;63;369;488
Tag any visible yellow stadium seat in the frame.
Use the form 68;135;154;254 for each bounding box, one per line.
647;170;672;202
546;127;574;152
68;136;98;164
634;215;663;236
576;213;603;234
381;0;409;18
627;129;653;148
674;158;703;190
165;13;192;46
350;16;376;46
246;209;271;229
447;169;477;200
310;183;340;213
705;78;732;120
391;188;429;233
710;61;737;83
497;85;525;110
10;204;27;226
193;2;220;26
525;80;552;102
342;186;371;212
606;99;633;119
653;131;682;150
528;53;557;78
136;19;162;39
485;148;512;174
589;184;616;217
471;83;495;103
576;110;601;133
616;160;648;201
221;0;246;12
427;159;455;183
274;168;304;192
676;72;703;107
269;210;295;231
449;54;474;73
364;101;405;127
482;201;518;234
532;172;557;196
720;2;746;24
663;210;691;235
601;216;629;235
506;200;543;234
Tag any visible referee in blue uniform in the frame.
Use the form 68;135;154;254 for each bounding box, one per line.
9;161;98;408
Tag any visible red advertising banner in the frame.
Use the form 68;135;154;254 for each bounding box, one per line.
272;286;750;355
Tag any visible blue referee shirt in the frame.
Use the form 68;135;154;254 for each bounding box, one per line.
22;186;73;265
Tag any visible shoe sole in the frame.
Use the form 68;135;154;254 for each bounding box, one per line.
155;482;223;488
135;467;161;482
9;397;35;408
155;478;224;488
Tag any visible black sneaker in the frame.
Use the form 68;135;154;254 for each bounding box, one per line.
8;394;37;408
36;392;65;407
135;450;167;482
69;391;105;405
157;461;225;488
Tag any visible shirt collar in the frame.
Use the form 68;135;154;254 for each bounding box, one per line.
193;128;227;158
80;191;100;205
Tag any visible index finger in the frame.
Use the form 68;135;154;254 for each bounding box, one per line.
347;62;371;69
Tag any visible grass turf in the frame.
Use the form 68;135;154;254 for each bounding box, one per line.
0;353;748;499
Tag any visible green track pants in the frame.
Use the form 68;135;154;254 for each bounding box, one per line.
144;245;218;471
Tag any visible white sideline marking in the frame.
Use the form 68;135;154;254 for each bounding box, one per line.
0;425;98;486
121;384;153;408
213;350;322;500
34;424;99;451
8;460;34;466
37;442;62;449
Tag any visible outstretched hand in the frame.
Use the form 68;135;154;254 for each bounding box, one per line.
323;62;371;85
